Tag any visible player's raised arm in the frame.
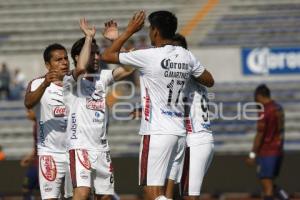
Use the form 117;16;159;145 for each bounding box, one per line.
72;18;96;80
195;69;214;87
101;11;145;63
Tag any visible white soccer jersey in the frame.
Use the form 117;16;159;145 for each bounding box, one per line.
184;78;213;146
119;45;205;136
29;78;68;154
63;70;114;151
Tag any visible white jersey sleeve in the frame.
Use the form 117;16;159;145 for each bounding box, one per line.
27;78;44;114
29;78;44;92
119;48;154;73
99;69;114;87
189;51;205;78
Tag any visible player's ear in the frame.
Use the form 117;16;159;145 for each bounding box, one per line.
75;55;79;63
153;27;159;39
45;62;51;70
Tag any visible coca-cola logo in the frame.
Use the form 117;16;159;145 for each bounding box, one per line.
77;150;91;170
40;155;57;181
86;98;104;111
53;106;66;117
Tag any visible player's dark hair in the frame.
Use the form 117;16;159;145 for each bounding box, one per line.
71;37;97;66
148;11;177;39
255;84;271;98
43;43;67;63
173;33;188;49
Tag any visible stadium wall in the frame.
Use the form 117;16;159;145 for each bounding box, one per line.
1;47;300;82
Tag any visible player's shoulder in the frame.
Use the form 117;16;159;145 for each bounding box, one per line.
99;69;113;78
30;76;45;85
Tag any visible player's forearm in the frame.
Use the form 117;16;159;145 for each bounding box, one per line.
113;66;136;81
252;132;264;153
24;81;48;109
74;36;93;79
102;30;133;63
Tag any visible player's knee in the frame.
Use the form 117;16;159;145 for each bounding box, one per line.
144;186;164;200
73;187;90;200
261;180;274;195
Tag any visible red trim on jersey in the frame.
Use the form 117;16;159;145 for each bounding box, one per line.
181;147;190;196
69;150;77;188
140;135;150;186
144;88;151;122
185;117;193;134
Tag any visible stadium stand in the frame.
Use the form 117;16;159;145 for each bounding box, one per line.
0;0;187;54
1;0;300;51
196;0;300;47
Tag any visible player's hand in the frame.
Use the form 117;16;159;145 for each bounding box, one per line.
80;18;96;39
43;70;60;87
245;157;255;166
126;11;145;34
103;20;119;41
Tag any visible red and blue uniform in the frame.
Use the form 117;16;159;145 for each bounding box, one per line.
256;100;284;179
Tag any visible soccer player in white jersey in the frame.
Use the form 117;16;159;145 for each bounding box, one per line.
24;44;73;199
181;78;214;200
101;11;214;200
63;19;135;200
165;34;214;200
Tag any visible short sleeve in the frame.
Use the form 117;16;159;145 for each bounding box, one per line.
28;78;44;92
189;52;205;78
119;48;153;70
100;70;114;87
257;111;266;134
63;72;77;97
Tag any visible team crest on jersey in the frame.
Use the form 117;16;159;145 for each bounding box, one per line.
52;105;67;117
77;150;91;170
40;155;57;181
86;98;105;111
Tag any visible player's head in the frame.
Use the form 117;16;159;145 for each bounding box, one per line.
148;11;177;46
71;37;100;73
173;33;188;49
43;43;69;76
254;84;271;103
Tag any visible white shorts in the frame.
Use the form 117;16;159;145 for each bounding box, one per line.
167;137;186;183
181;142;214;196
139;134;186;186
38;153;73;199
69;149;114;195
